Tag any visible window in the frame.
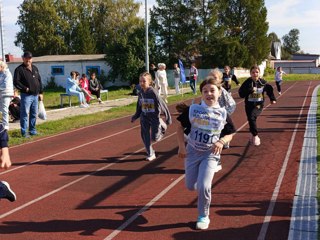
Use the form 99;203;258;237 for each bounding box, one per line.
86;66;101;76
51;66;64;75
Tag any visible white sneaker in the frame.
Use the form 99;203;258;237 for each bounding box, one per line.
279;92;282;95
196;216;210;230
146;153;156;161
253;135;261;146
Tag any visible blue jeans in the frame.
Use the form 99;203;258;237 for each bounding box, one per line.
190;79;196;94
20;93;38;136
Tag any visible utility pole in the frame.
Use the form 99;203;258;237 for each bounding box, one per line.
145;0;149;72
0;1;5;62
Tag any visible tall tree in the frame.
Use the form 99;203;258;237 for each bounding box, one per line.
15;0;69;55
282;28;300;54
217;0;270;67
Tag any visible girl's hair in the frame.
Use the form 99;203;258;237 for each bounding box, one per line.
208;68;223;81
140;72;153;83
0;61;8;70
199;76;222;92
224;65;231;70
175;102;188;113
250;65;260;72
70;71;77;76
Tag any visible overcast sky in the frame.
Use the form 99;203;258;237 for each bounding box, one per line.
2;0;320;57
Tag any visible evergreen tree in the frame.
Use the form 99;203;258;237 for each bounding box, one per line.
282;28;300;55
217;0;270;67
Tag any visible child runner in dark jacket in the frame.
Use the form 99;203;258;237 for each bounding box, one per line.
131;72;172;161
238;65;276;146
0;123;17;202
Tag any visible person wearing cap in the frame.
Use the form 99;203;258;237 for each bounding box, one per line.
13;51;43;137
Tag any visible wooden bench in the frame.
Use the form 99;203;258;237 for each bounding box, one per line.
60;89;108;108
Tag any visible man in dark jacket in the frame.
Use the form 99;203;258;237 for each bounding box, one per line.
13;51;43;137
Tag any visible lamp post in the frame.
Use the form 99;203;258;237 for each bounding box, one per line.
145;0;149;72
0;1;5;62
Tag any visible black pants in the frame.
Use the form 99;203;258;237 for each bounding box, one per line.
90;89;101;99
245;103;263;136
275;81;282;92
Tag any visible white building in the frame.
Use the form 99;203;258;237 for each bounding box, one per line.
6;54;126;88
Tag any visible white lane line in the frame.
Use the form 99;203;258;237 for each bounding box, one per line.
103;82;299;240
104;175;186;240
10;114;133;149
0;133;176;219
0;125;140;176
257;81;311;240
1;81;302;238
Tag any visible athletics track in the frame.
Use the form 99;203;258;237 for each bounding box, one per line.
0;80;318;240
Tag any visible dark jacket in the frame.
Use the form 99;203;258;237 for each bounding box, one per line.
13;64;43;95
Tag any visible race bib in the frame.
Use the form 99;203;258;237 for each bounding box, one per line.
188;104;226;151
248;87;264;102
141;99;155;113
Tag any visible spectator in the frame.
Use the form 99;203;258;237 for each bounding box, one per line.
66;71;88;108
173;63;181;94
89;72;103;104
9;89;20;122
0;61;14;130
13;51;43;137
189;62;198;94
155;63;168;103
79;73;93;103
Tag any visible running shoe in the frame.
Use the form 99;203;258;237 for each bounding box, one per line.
146;152;156;161
253;135;261;146
196;216;210;230
0;181;16;202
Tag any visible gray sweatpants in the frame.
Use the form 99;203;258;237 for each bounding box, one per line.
140;116;166;157
185;144;219;217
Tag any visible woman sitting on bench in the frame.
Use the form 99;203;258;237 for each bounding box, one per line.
66;71;88;108
89;72;103;104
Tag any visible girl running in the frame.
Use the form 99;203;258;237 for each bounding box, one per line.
238;65;276;146
275;66;286;95
176;77;235;230
131;72;172;161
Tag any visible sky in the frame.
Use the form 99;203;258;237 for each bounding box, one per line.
2;0;320;57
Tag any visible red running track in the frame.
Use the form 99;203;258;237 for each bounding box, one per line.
0;80;317;240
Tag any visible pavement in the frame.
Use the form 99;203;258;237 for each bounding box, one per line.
9;87;191;131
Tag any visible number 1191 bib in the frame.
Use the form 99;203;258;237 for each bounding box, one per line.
188;104;226;151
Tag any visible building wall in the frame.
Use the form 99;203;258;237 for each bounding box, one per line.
7;60;111;88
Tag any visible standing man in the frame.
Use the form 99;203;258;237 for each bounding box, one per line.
13;51;43;137
189;62;198;94
173;63;181;94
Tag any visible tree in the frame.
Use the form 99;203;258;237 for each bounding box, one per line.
217;0;270;67
15;0;69;55
282;28;300;55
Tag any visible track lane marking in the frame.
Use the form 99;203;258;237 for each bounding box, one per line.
0;125;140;176
1;81;306;239
257;81;311;240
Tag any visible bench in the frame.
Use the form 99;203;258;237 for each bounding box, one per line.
60;89;108;108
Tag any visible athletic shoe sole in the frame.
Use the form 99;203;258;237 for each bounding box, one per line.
0;181;16;202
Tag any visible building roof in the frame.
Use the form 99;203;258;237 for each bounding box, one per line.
9;54;106;63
